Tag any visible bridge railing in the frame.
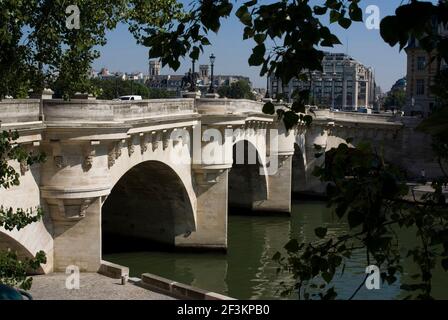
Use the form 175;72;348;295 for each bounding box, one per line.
196;98;265;115
313;109;405;124
42;99;196;122
0;99;41;124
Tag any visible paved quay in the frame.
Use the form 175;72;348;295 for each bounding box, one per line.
28;273;175;300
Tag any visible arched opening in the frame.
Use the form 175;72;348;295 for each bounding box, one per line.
102;161;195;253
228;140;268;213
292;143;307;196
0;232;44;274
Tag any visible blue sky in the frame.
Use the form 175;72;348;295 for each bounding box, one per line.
92;0;437;92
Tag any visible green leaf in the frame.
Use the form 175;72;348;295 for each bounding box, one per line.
335;203;348;219
347;210;364;229
303;115;313;127
235;5;252;26
442;258;448;271
248;44;266;66
284;239;300;252
283;111;299;130
254;33;267;44
330;10;341;23
189;46;200;60
349;4;363;22
262;101;275;115
291;101;305;113
322;272;333;284
314;6;327;15
315;227;328;238
338;17;352;29
380;16;401;47
326;0;342;10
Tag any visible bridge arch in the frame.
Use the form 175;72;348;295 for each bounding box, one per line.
102;160;196;252
292;134;307;194
0;230;46;274
228;139;269;212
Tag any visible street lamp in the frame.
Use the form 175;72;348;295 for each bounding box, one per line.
115;73;119;99
208;53;216;93
265;75;270;99
166;75;171;90
189;59;197;92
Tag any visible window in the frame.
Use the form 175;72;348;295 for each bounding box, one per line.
416;79;425;95
417;56;426;70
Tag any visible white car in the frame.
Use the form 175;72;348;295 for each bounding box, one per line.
118;95;142;101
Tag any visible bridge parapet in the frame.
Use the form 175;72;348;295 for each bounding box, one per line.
196;98;265;115
313;109;404;125
0;99;41;124
42;99;196;123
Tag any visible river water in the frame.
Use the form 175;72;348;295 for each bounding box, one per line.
103;200;447;300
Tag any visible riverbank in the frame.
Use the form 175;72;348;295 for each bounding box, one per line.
28;273;175;300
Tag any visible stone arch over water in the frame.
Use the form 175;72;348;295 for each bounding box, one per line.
102;160;196;253
228;140;269;212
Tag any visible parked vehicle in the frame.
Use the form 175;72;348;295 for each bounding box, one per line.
357;107;372;114
118;95;142;101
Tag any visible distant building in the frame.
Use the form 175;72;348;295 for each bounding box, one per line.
147;59;252;96
97;68;117;80
252;88;267;101
149;60;161;77
147;74;184;95
391;77;407;93
405;22;447;116
92;68;145;83
267;52;376;111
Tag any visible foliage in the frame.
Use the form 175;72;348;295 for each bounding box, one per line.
143;0;366;129
0;250;47;290
0;0;182;100
272;0;448;300
275;140;448;300
384;90;406;110
0;130;46;290
54;79;175;100
217;79;255;100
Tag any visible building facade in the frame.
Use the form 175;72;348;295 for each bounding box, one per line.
405;24;448;117
268;52;376;111
148;59;252;96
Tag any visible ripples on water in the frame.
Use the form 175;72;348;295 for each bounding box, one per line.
104;200;447;300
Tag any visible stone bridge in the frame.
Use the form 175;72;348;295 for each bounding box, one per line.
0;98;437;273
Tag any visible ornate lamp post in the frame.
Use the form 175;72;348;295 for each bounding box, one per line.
189;59;197;92
115;73;119;99
265;75;270;99
208;53;216;93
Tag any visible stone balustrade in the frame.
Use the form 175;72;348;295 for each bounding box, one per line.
196;98;265;115
42;98;196;123
0;99;41;124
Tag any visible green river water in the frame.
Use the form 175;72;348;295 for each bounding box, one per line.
103;200;448;300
